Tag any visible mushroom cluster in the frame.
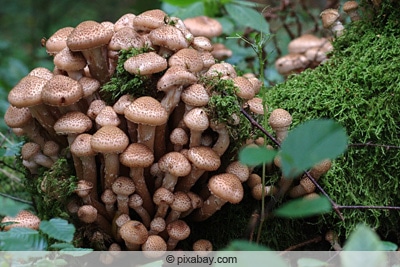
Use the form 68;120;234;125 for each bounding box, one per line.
5;9;269;252
275;34;333;77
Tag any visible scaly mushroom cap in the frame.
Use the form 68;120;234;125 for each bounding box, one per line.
168;48;204;73
166;219;191;241
208;173;244;204
268;108;292;130
108;27;144;51
119;220;149;246
114;13;135;31
205;62;237;79
181;84;210;107
77;205;98;223
79;77;100;98
46;27;74;55
246;97;265;115
124;96;168;126
54;111;92;135
70;133;96;157
124;52;168;75
288;34;327;54
191;36;213;52
87;99;106;120
20;142;41;160
225;161;250;182
67;20;114;51
187;146;221;171
142;235;167;257
275;53;309;76
158;152;192;177
148;25;191;51
309;159;332;178
41;75;84;106
8;76;47;108
170;191;192;212
132;9;167;32
95;106;121;127
343;1;359;13
183;16;223;38
193;239;213;252
153;187;175;206
320;9;341;29
4;106;32;128
91;125;129;154
53;47;87;72
183;108;209;132
170;128;189;148
28;67;54;80
1;210;41;231
233;76;255;100
157;66;198;92
112;176;136;196
119;143;154;168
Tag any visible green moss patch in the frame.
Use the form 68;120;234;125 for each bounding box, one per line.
261;0;400;247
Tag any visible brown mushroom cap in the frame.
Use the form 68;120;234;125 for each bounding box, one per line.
142;235;167;258
233;76;255;100
246;97;266;115
108;27;144;51
46;27;74;56
158;151;192;177
208;173;244;204
124;52;168;75
187;146;221;171
8;76;47;108
191;36;213;52
28;67;54;80
268;108;292;131
193;239;213;253
183;107;209;132
95;106;121;127
41;75;84;107
166;219;191;248
148;25;191;51
1;210;41;231
288;34;327;54
119;220;149;249
53;47;87;73
170;128;189;150
343;1;359;13
168;48;204;73
132;9;167;32
275;53;309;76
77;204;98;223
54;111;92;136
119;143;154;168
67;20;113;51
320;9;341;29
183;16;223;38
225;161;250;182
112;176;136;197
181;84;210;108
124;96;168;126
91;125;129;154
157;66;198;92
114;13;135;31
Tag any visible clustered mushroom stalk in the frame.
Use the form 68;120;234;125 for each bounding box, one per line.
6;7;339;252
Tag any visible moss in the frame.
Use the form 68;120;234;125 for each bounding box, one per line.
25;157;77;221
260;0;400;247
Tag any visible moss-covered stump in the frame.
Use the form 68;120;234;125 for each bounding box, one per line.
262;0;400;248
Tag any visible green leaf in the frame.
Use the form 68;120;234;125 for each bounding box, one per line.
169;2;205;20
280;119;348;179
341;224;387;267
274;196;332;218
297;258;329;267
39;218;75;243
224;3;270;34
239;146;276;166
49;242;75;250
0;195;31;217
222;240;271;251
379;241;398;251
0;228;47;251
162;0;200;7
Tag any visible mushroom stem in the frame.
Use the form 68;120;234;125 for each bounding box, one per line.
129;167;154;216
210;121;230;157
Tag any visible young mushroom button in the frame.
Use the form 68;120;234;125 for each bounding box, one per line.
158;151;192;192
123;52;168;76
268;108;292;143
183;108;209;148
119;220;149;251
166;219;191;250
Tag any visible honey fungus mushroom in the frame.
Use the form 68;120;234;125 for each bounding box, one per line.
1;210;41;231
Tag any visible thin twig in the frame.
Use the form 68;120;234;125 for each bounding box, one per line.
280;235;322;252
349;142;400;150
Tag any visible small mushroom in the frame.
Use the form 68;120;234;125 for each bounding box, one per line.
158;151;192;192
166;220;191;250
153;187;174;218
191;173;244;221
268;108;292;143
165;191;191;224
119;220;149;251
128;194;151;228
343;1;360;22
112;176;136;215
320;9;345;37
1;210;41;231
183;107;209;148
142;235;167;258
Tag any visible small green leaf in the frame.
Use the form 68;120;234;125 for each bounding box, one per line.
0;228;47;251
280;119;348;179
0;195;31;217
225;3;270;34
162;0;200;6
341;224;387;267
274;196;332;218
49;242;75;250
169;2;205;20
39;218;75;243
297;258;329;267
222;240;271;251
379;241;398;251
239;146;276;166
